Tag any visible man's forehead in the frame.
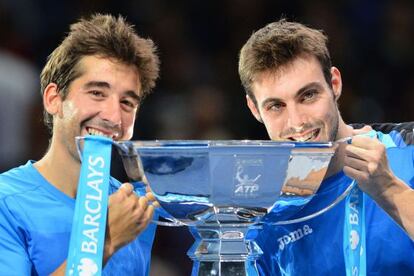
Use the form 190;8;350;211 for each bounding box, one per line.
74;55;142;95
252;58;325;95
76;55;138;74
251;68;294;98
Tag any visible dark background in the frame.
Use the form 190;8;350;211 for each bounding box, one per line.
0;0;413;274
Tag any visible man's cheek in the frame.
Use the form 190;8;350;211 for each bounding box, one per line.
123;127;134;140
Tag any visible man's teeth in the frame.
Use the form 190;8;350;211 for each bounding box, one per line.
88;128;113;139
291;129;318;142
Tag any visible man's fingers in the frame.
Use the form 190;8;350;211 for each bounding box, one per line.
135;205;154;232
144;192;160;208
120;183;134;195
151;201;160;208
344;155;367;171
351;136;378;149
343;165;368;183
144;205;155;222
345;144;370;161
145;192;156;201
352;125;372;135
146;204;155;216
138;196;149;211
109;183;134;205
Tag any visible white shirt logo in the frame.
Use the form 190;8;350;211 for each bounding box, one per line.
278;224;313;250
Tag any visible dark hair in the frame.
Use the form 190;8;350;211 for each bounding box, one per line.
238;19;332;103
40;13;160;131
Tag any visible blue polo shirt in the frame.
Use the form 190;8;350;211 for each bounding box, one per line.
0;161;157;275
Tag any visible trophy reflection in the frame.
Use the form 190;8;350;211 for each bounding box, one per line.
115;140;337;276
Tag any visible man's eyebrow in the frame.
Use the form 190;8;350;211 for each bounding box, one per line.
261;97;283;108
83;81;111;89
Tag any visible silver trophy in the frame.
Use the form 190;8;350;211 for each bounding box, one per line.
115;140;348;276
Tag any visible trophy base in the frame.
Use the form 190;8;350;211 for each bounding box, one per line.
188;225;262;276
191;260;259;276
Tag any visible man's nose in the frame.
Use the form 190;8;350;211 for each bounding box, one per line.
286;105;305;129
100;96;122;126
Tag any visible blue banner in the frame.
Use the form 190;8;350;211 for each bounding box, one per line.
66;135;113;276
343;183;366;276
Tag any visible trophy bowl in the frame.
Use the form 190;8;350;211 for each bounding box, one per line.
114;140;337;276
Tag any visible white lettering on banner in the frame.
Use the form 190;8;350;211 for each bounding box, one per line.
81;155;105;255
84;213;100;227
349;213;359;225
83;227;99;243
85;200;101;214
348;191;359;226
81;241;97;254
278;225;313;250
86;179;103;201
88;155;105;169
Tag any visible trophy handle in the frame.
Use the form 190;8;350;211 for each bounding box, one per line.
112;142;186;227
272;179;356;225
132;183;185;227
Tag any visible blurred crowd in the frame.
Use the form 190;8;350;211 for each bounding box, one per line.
0;0;413;274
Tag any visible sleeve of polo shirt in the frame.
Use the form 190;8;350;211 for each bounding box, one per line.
0;197;32;275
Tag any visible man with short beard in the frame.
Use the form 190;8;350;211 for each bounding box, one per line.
0;14;159;275
238;19;414;275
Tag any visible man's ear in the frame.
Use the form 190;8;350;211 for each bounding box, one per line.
43;83;63;116
246;95;263;123
330;66;342;101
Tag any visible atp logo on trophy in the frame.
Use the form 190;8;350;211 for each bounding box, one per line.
233;159;262;197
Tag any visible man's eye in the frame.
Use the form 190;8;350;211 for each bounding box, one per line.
302;90;317;101
89;90;104;97
268;103;283;112
121;99;138;109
